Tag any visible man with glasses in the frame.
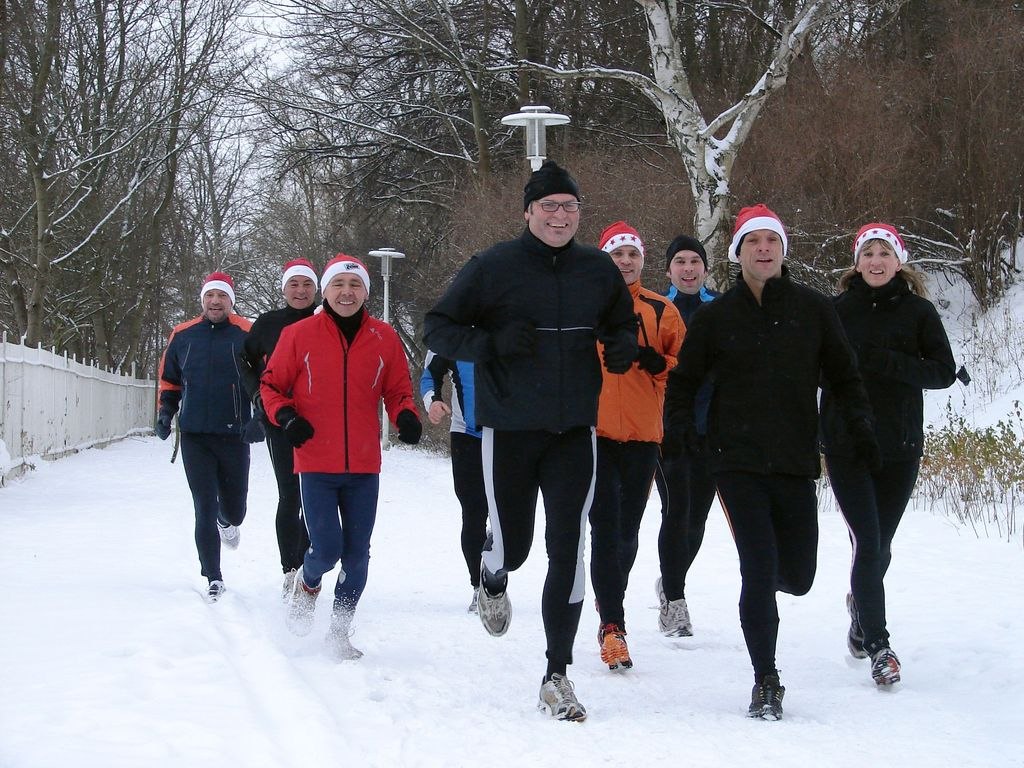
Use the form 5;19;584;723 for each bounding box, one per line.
424;159;637;722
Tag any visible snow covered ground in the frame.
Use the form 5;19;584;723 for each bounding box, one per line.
3;277;1023;767
2;429;1022;767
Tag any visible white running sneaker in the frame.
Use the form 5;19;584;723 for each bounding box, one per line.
467;589;479;614
659;596;693;637
281;569;298;600
285;567;321;636
325;608;363;661
538;674;587;722
206;580;226;603
477;583;511;636
218;523;240;550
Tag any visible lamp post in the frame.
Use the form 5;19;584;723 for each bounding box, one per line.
368;247;406;449
500;105;571;170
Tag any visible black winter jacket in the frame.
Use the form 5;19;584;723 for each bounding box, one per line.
664;268;873;478
423;229;637;432
238;304;317;405
820;274;956;461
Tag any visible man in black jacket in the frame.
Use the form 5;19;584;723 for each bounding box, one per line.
663;204;878;721
239;259;318;598
423;160;637;722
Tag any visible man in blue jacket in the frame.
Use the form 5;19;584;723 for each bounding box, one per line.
420;351;487;613
157;271;253;603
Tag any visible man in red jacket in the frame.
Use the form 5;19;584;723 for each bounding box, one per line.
261;255;421;660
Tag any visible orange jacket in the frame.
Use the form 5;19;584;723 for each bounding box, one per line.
597;281;685;443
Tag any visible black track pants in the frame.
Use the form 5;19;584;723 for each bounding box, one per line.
180;433;250;582
715;471;818;680
265;423;309;572
481;426;595;670
825;455;920;654
589;438;659;626
450;431;488;588
655;452;718;601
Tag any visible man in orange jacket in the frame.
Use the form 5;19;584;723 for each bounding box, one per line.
589;221;685;672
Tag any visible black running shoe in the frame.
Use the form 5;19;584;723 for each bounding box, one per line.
870;647;901;686
748;674;785;720
846;593;869;659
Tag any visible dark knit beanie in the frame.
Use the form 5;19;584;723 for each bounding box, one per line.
665;234;708;270
523;159;581;211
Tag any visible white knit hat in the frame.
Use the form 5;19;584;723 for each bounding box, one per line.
281;258;319;291
320;254;371;294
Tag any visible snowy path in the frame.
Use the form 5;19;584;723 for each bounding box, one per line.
1;436;1022;767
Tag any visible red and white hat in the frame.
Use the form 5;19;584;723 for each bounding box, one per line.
320;254;371;294
853;223;907;263
598;220;645;257
199;271;235;305
281;258;318;291
728;204;788;263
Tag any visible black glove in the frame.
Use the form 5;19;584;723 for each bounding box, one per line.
251;391;265;418
602;336;638;374
493;321;536;358
276;406;315;448
636;345;667;375
155;411;173;441
396;409;422;445
849;419;882;472
663;420;704;461
242;417;265;444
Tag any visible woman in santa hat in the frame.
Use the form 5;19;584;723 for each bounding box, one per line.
820;223;956;687
260;254;422;660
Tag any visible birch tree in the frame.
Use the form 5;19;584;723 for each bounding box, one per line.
507;0;846;266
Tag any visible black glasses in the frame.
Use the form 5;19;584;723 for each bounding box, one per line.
536;200;582;213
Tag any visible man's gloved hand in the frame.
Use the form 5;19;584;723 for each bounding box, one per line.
636;345;667;375
242;417;266;444
602;336;637;374
155;411;173;441
850;418;882;472
276;406;315;448
493;321;536;358
251;391;265;419
396;409;422;445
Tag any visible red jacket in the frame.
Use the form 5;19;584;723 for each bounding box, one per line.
260;310;417;474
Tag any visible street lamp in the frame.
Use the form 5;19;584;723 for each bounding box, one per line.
368;247;406;448
501;105;571;170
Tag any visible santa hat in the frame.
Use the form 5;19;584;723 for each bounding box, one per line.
728;204;788;263
853;223;907;263
598;221;645;257
320;254;371;294
281;258;318;291
523;159;581;211
199;271;235;305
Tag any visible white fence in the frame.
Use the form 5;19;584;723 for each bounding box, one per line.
0;332;156;484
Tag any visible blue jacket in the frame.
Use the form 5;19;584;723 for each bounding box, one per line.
421;351;480;438
158;314;253;435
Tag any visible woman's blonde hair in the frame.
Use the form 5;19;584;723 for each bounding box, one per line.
838;238;928;297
